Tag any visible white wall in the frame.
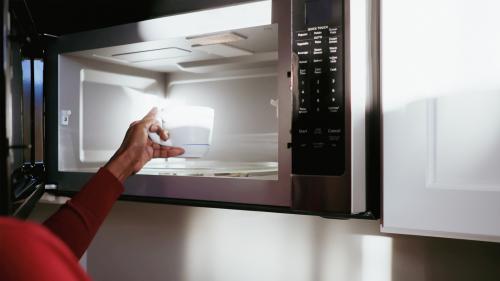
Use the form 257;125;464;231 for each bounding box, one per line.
31;201;500;281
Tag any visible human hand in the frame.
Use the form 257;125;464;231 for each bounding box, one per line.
104;107;184;183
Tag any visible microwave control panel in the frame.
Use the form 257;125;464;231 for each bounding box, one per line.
292;0;345;176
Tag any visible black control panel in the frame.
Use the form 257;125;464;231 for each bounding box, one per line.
292;0;345;176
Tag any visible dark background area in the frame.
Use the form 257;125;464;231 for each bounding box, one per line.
21;0;255;36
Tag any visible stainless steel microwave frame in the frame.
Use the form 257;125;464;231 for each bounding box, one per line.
38;0;379;218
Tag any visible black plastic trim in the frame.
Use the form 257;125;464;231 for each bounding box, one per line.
48;189;378;220
0;0;9;216
13;182;45;219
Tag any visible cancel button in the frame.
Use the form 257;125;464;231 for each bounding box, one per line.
327;128;341;134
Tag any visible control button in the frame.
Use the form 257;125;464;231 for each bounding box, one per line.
315;89;320;94
299;95;310;107
328;36;338;44
314;67;322;74
312;142;325;149
331;78;336;84
313;39;323;46
327;129;342;144
299;68;307;75
331;88;335;93
296;40;310;48
298;50;310;56
316;98;320;103
327;128;342;134
298;128;309;135
329;67;337;72
316;79;320;85
327;106;341;113
331;97;336;102
312;30;323;36
329;27;339;35
329;46;338;53
328;135;341;142
300;80;307;93
313;58;324;64
313;34;323;41
329;55;338;63
296;31;310;40
299;59;309;65
313;48;323;55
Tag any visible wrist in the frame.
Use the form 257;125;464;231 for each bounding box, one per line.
104;151;135;183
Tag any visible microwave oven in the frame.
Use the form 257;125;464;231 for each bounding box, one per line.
2;0;379;218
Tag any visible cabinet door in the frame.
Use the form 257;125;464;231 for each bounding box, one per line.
381;0;500;241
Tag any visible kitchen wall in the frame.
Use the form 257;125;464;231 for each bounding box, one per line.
31;201;500;281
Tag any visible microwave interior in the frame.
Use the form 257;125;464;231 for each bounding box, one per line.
57;24;280;180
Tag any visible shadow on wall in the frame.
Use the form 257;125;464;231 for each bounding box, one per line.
390;234;500;281
39;201;500;281
309;216;500;281
29;201;500;281
88;202;192;281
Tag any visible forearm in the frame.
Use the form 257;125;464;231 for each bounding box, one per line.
42;108;181;259
43;168;124;259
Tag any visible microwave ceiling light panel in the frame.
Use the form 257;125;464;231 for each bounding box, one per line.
192;44;253;57
186;32;247;46
111;47;192;63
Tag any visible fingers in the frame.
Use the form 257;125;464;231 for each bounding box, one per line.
152;147;164;158
152;146;185;158
152;143;161;150
149;121;161;133
130;108;168;141
167;147;185;157
143;107;158;120
149;121;169;141
141;108;160;128
159;129;169;141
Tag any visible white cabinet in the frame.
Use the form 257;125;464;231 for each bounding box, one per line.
381;0;500;241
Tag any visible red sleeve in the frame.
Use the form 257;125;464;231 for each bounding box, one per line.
43;167;124;259
0;218;91;281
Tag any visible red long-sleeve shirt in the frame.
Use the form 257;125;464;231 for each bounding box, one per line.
0;168;124;281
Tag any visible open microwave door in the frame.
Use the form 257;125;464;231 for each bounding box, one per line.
44;0;294;208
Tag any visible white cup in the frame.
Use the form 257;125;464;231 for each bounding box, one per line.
158;106;214;158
